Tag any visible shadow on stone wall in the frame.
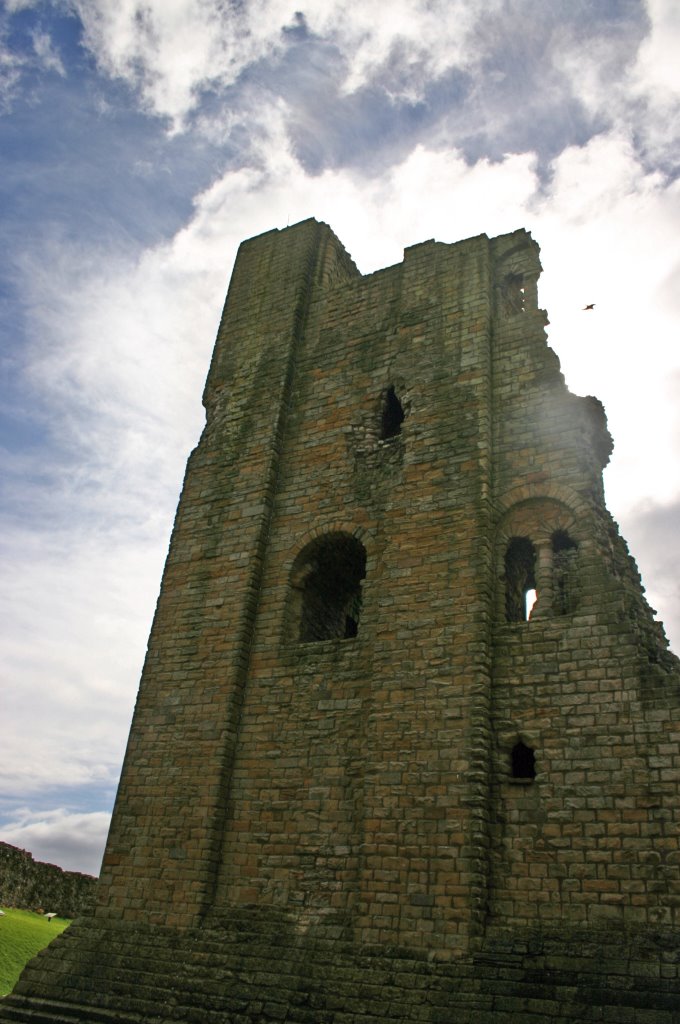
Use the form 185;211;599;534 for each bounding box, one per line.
4;907;680;1023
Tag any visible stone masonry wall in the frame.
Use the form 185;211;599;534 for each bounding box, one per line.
96;221;359;930
4;913;680;1023
80;219;680;947
210;232;498;954
0;842;95;918
486;232;680;933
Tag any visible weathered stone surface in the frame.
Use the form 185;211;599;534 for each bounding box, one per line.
3;913;680;1022
3;219;679;1021
0;842;95;918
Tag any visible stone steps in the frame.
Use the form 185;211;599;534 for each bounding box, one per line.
2;918;680;1023
0;996;143;1024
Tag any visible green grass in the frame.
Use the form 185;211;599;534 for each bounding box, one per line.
0;908;71;997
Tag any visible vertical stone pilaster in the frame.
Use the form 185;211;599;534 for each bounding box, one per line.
97;221;358;928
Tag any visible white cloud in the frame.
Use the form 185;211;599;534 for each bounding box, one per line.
3;0;37;11
0;527;162;796
634;0;680;102
71;0;295;129
69;0;500;130
0;10;65;113
0;36;23;113
58;0;676;206
0;808;110;876
622;493;680;649
31;29;65;76
533;132;680;515
630;0;680;164
0;222;232;803
553;0;680;166
309;0;495;99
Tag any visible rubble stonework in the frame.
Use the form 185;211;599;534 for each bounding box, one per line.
3;219;680;1022
0;842;96;919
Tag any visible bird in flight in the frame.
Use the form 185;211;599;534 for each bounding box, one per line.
582;303;595;310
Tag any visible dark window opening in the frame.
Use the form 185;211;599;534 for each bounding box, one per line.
552;530;578;615
380;385;405;440
502;272;525;315
511;741;536;780
297;534;366;642
505;537;537;622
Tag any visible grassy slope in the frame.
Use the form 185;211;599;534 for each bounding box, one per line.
0;908;71;997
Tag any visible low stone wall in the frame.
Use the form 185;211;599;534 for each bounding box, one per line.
0;842;96;919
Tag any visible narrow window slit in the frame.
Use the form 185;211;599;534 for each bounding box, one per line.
502;272;526;315
505;537;537;622
511;741;536;781
525;588;537;620
380;385;405;440
552;530;578;615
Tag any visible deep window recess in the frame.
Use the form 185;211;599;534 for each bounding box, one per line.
511;741;536;780
505;537;537;622
380;385;405;440
552;530;578;615
502;272;525;315
297;534;366;642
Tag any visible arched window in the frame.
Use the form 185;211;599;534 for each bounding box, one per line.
379;385;405;440
505;537;537;622
498;499;579;625
511;741;536;781
552;530;578;615
293;533;367;642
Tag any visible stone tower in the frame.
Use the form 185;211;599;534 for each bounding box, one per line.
4;219;680;1023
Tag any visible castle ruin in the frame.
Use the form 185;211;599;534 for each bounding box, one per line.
3;219;680;1023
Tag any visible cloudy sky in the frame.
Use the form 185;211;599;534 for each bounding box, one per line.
1;0;679;878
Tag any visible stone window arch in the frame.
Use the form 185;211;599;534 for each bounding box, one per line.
290;532;366;642
497;498;581;624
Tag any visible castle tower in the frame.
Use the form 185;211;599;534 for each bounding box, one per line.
4;220;680;1023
